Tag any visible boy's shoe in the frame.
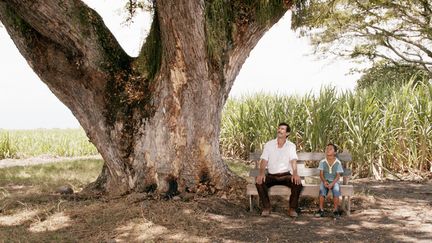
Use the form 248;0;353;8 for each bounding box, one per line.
333;210;340;219
314;209;324;217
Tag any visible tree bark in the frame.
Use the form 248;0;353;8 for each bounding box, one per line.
0;0;292;195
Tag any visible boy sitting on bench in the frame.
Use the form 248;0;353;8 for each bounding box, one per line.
315;143;344;218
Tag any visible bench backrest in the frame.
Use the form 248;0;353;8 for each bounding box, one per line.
248;151;352;178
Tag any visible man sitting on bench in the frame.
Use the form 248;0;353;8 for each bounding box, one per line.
255;122;303;217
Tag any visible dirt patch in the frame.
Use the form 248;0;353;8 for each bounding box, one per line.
1;179;431;242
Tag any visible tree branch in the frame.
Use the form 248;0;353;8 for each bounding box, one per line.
0;0;134;148
383;38;432;66
223;0;294;96
1;0;131;74
368;25;432;59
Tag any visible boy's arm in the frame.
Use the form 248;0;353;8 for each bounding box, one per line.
329;173;340;188
318;161;328;186
330;162;344;188
319;170;329;188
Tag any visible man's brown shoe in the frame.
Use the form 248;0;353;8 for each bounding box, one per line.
288;208;298;217
261;209;270;216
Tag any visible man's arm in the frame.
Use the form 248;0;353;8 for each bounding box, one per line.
256;159;268;184
291;159;298;176
290;159;301;185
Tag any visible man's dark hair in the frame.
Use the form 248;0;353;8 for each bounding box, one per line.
327;143;338;153
278;122;291;133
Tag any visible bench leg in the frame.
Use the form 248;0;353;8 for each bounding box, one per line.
342;195;347;212
347;196;351;216
249;195;253;212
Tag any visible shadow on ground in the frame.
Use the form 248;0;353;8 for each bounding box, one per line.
1;180;431;242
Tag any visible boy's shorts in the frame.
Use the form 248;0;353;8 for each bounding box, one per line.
319;181;341;197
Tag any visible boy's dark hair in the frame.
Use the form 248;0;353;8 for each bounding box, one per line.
327;143;338;153
278;122;291;133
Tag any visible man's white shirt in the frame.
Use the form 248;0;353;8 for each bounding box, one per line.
260;139;298;174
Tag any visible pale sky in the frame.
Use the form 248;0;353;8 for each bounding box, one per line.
0;1;361;129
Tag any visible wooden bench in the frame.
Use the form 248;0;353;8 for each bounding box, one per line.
246;151;354;216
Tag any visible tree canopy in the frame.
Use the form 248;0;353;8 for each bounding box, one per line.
356;60;430;90
292;0;432;77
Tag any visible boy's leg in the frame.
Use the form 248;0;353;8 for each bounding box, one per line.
333;197;340;211
315;183;327;217
319;182;328;210
319;195;325;210
332;183;341;212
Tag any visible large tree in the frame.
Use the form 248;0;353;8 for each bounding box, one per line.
0;0;296;195
292;0;432;77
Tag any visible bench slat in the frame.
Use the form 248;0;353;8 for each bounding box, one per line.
246;184;354;197
249;152;352;162
249;168;351;177
249;168;320;177
299;152;352;161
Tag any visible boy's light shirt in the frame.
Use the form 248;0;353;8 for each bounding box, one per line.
318;158;344;182
326;159;337;174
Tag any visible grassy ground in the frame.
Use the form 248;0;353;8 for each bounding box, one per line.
0;159;431;242
0;159;103;194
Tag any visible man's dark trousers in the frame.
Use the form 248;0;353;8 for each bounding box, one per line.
256;172;303;210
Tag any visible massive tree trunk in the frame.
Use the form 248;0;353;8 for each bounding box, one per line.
0;0;293;195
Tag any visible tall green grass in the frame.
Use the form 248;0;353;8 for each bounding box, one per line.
1;81;430;178
0;129;98;159
221;81;432;178
0;132;18;159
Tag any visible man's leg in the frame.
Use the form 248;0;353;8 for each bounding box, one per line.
284;175;303;210
255;175;277;214
276;174;303;215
